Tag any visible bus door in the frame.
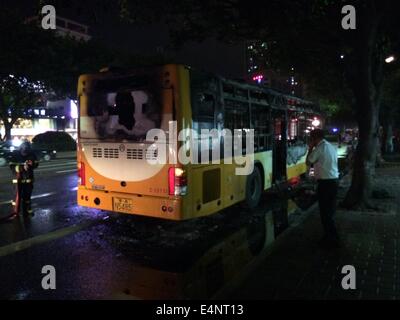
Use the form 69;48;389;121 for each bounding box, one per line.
272;110;287;182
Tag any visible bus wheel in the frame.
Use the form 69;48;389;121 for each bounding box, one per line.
244;166;262;209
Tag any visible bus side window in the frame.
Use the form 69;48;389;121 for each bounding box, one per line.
251;104;271;151
190;74;217;132
288;112;308;146
190;74;218;162
224;99;250;155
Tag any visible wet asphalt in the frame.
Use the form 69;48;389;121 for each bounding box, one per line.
0;157;310;300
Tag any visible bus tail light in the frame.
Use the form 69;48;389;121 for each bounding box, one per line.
168;167;187;196
289;176;300;186
78;162;86;186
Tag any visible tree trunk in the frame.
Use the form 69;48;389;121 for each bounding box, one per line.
376;127;385;166
3;121;12;141
342;101;379;208
342;3;383;209
0;118;15;141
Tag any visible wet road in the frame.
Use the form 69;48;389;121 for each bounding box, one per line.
0;157;312;300
0;157;100;244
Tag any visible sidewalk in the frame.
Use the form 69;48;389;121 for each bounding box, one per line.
230;164;400;300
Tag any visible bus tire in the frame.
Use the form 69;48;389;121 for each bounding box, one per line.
244;166;262;209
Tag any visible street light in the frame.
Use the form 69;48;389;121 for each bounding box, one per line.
385;56;395;63
312;118;321;127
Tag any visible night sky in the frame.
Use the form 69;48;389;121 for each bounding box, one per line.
7;1;245;79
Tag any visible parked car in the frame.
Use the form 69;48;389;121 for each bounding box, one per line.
0;141;57;167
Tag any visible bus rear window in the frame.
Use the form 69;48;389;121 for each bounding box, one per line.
81;76;163;141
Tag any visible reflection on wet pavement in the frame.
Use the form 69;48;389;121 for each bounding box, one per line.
102;196;308;300
0;177;314;300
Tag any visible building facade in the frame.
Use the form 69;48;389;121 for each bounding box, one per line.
244;40;304;97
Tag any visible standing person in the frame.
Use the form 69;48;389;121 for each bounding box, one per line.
9;141;39;218
306;129;340;249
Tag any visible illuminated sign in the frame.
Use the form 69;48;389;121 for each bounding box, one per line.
70;100;78;119
252;74;263;81
252;74;264;84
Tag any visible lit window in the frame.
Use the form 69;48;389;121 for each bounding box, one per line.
70;100;78;119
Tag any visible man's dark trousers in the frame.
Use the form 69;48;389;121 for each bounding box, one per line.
14;181;34;215
317;179;339;241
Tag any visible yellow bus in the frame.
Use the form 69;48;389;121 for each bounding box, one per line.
77;64;320;220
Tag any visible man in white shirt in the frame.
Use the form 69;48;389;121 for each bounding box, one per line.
306;129;340;248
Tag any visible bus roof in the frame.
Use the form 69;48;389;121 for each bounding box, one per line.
82;63;319;114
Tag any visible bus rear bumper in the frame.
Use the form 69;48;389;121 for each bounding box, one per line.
77;187;182;220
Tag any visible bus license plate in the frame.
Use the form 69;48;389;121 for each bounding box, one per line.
113;197;134;214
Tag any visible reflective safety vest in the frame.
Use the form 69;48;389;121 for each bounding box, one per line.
12;179;33;184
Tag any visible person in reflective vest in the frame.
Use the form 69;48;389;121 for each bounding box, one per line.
9;141;39;218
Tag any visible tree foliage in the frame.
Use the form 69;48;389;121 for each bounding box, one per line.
0;7;115;140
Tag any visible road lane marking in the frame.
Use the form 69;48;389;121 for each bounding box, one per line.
0;162;76;175
36;168;76;174
36;163;76;170
0;192;56;205
36;161;75;166
0;218;106;258
0;161;76;171
56;169;77;174
39;161;76;167
36;166;76;173
32;192;56;199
